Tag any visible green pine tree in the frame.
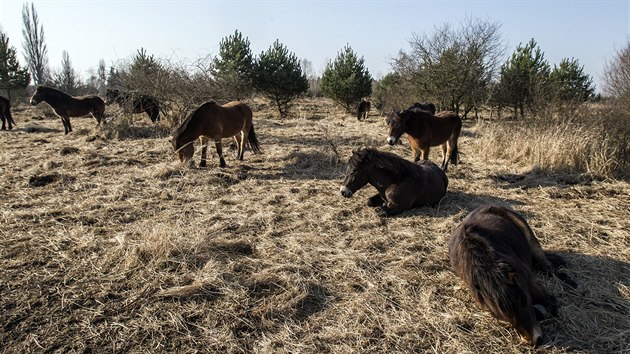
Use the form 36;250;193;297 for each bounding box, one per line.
252;40;308;118
212;30;254;101
0;31;31;99
321;45;372;112
497;39;551;117
550;58;595;102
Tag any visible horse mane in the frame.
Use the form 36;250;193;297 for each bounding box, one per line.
39;86;72;100
352;148;424;179
460;226;522;321
172;101;215;139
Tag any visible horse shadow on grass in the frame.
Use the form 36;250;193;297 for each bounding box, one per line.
536;252;630;352
244;150;346;181
381;189;525;219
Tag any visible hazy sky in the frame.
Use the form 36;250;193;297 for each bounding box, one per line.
0;1;628;90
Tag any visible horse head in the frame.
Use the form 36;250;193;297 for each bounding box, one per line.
104;89;120;105
340;148;373;197
386;110;407;145
30;86;46;105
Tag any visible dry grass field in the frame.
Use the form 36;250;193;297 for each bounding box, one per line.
1;98;628;353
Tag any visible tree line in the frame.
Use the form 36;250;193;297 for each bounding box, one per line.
2;5;630;119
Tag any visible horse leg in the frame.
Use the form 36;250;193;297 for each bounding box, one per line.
214;139;226;168
1;116;5;130
367;193;384;207
199;136;208;168
420;146;430;161
60;115;72;134
440;143;448;170
238;130;249;161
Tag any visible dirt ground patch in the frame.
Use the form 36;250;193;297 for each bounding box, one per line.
1;99;628;353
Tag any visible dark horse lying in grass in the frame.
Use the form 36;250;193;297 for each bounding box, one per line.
340;148;447;216
386;108;462;171
0;95;15;130
172;101;261;168
356;99;371;121
449;205;575;346
105;88;161;123
30;86;106;134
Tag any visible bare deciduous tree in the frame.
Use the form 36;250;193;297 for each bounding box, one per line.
392;18;504;118
603;41;630;103
22;2;49;85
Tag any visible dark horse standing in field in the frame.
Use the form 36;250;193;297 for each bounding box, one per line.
340;148;447;216
356;99;371;121
30;86;106;134
172;101;261;168
386;108;462;171
105;88;161;123
0;96;16;130
449;205;574;346
409;102;436;115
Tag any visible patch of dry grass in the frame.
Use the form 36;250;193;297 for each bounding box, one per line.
1;99;628;353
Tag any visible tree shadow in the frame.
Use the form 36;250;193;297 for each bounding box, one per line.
538;252;630;352
245;150;345;181
20;125;63;134
490;168;608;190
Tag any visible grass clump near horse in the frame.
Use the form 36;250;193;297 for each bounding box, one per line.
29;86;106;134
449;205;576;346
172;100;262;168
386;107;462;171
340;147;447;216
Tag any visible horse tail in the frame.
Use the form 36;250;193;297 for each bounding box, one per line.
450;116;463;165
6;102;16;126
248;124;262;154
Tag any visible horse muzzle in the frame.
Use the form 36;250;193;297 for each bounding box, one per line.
30;98;37;105
340;186;353;198
387;136;398;145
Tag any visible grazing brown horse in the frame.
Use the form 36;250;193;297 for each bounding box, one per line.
30;86;106;134
105;89;161;123
172;101;261;168
409;102;436;115
449;205;571;346
0;96;15;130
340;148;447;216
356;99;371;121
386;109;462;171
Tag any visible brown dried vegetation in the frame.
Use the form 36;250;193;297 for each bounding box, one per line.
1;99;628;353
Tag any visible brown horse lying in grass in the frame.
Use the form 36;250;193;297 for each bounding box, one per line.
356;99;371;121
340;148;447;216
449;205;574;346
105;89;161;123
172;101;261;168
386;108;462;171
30;86;106;134
0;95;15;130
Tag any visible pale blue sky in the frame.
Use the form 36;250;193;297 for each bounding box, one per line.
0;1;628;91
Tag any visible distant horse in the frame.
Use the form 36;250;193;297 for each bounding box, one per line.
449;205;573;346
105;88;161;123
30;86;106;134
0;96;16;130
386;109;462;171
340;147;447;216
356;100;371;121
409;102;436;115
172;101;261;168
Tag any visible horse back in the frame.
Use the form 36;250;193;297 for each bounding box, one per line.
407;160;448;205
455;205;534;268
